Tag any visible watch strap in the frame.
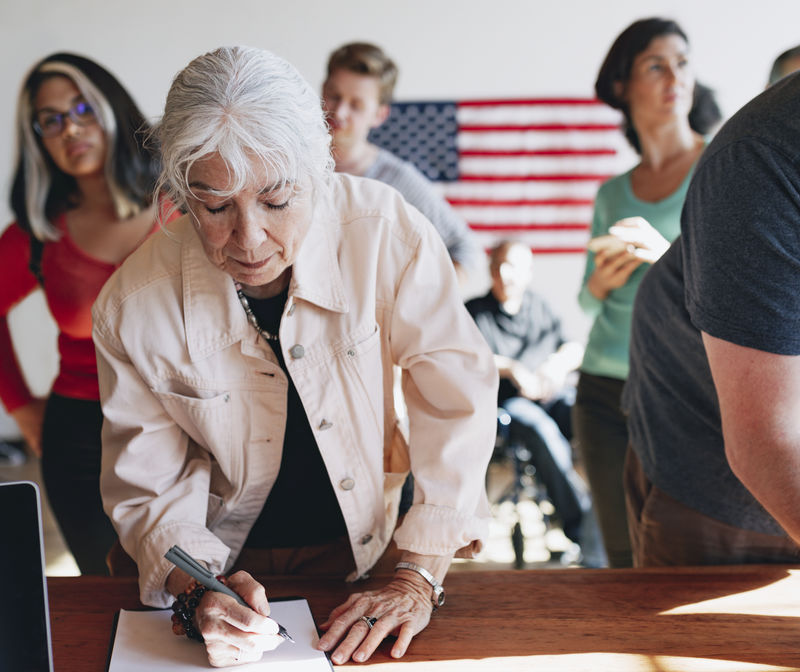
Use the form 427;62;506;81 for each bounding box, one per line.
394;561;445;608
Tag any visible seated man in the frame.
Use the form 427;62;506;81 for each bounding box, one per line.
322;42;483;286
467;241;605;566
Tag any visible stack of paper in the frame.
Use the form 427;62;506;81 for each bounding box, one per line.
107;598;332;671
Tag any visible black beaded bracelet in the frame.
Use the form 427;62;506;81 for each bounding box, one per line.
170;580;206;642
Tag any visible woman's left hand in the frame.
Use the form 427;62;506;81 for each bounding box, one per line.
609;216;671;263
317;574;434;664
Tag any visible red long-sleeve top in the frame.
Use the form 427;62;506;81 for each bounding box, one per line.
0;214;163;412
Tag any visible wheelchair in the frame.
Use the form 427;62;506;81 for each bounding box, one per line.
489;409;572;569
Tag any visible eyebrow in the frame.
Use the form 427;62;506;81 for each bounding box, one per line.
35;95;87;115
637;49;688;63
188;181;290;195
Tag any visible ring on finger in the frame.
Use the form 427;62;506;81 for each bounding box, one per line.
360;615;378;630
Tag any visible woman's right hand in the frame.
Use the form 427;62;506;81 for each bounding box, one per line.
192;571;284;668
10;399;46;457
586;246;643;301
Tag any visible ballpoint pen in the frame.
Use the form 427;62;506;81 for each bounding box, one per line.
165;545;295;643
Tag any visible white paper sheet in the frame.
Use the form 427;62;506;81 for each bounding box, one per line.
107;598;332;671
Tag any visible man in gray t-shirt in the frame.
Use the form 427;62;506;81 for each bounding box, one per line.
623;72;800;566
321;42;483;285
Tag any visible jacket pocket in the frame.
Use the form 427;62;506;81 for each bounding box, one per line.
206;492;225;528
151;388;233;459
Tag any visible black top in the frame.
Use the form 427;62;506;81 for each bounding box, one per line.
466;290;566;403
243;289;348;548
624;71;800;535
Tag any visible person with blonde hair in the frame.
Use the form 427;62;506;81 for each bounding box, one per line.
322;42;483;285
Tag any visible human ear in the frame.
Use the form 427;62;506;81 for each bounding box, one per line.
371;103;390;129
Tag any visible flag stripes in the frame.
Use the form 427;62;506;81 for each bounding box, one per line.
369;98;634;253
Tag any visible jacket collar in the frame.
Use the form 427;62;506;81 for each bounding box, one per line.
287;200;349;314
180;199;349;362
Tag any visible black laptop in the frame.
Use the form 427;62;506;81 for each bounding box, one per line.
0;480;55;671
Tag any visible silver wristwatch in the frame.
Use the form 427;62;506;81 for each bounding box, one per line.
395;561;446;608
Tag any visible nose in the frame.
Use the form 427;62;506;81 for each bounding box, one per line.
234;207;268;250
61;115;82;137
332;101;348;122
670;67;682;83
499;262;515;285
666;62;687;86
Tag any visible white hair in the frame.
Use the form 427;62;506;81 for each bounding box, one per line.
17;61;136;241
154;46;334;218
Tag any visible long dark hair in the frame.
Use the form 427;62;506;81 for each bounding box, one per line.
10;52;160;240
595;18;721;153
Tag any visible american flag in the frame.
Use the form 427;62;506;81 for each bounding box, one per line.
369;99;634;254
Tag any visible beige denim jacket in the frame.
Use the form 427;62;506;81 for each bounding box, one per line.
93;175;497;607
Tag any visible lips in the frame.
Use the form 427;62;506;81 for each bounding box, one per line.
65;142;92;158
235;257;270;269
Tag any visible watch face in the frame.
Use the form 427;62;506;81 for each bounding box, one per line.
434;587;446;607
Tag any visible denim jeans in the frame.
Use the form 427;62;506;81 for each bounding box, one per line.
502;394;606;566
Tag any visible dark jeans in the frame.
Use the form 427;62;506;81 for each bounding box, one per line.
40;394;117;575
502;393;606;567
572;372;632;568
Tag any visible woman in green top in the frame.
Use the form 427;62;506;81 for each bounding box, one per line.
573;17;721;568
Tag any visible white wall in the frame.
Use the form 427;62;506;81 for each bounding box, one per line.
1;0;798;413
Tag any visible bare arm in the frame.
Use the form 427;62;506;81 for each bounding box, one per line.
702;332;800;543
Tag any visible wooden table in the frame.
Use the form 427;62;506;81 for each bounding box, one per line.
49;565;800;671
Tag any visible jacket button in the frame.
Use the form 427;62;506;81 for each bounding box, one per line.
339;478;355;491
360;534;373;545
289;344;305;359
318;419;333;430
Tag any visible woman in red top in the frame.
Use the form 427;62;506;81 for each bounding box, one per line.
0;53;164;574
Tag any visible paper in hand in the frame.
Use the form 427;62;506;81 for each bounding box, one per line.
107;598;331;671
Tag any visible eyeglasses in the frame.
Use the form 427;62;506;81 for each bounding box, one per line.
32;101;97;138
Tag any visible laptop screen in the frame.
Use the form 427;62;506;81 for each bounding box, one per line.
0;481;54;671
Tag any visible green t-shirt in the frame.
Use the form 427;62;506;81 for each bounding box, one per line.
577;168;690;379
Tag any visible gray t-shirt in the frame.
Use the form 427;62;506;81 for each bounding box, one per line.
624;72;800;535
365;148;483;272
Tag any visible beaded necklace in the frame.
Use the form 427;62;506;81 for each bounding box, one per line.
234;282;279;342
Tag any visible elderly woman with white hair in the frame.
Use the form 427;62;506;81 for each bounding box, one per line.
93;46;496;667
